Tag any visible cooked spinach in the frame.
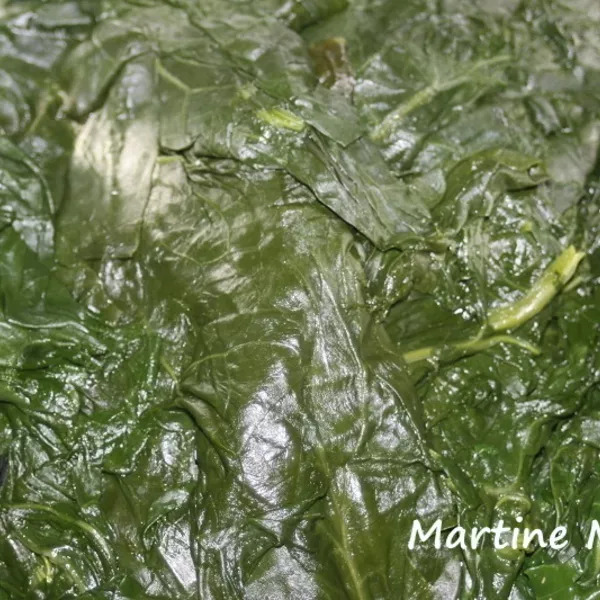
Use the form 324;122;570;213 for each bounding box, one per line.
0;0;598;598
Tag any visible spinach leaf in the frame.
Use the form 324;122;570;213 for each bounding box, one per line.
0;0;597;598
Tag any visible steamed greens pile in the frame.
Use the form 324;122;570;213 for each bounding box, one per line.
0;0;598;598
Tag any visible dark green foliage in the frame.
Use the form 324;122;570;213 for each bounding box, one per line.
0;0;598;597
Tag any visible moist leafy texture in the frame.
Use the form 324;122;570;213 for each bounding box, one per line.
0;0;598;598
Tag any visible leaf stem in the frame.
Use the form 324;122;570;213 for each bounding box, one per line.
488;245;584;332
402;246;584;364
371;55;510;140
402;334;540;364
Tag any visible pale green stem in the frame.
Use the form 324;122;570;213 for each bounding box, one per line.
402;246;584;365
488;245;584;332
371;55;510;141
257;107;305;132
403;334;540;364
